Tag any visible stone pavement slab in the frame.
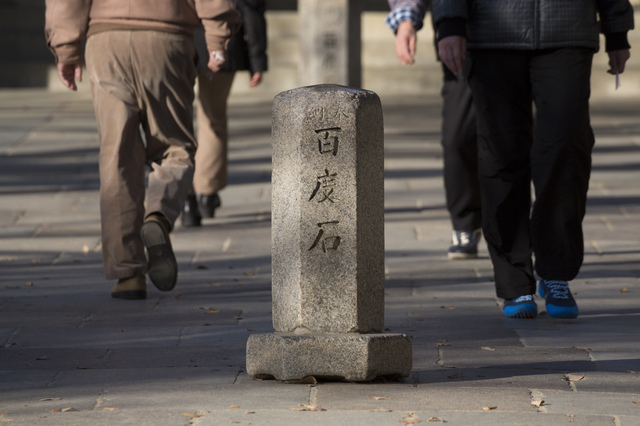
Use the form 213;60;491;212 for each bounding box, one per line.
1;89;640;425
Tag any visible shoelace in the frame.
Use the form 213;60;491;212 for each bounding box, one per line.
545;280;570;300
513;295;533;303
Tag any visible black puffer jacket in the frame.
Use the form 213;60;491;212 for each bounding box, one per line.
432;0;634;52
196;0;267;74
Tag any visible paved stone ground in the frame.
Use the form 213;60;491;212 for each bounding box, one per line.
0;88;639;425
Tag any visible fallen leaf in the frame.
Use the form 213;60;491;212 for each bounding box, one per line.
293;376;317;385
182;412;203;418
76;366;92;370
289;407;306;411
481;346;496;351
229;405;240;408
234;316;244;320
247;328;256;332
40;398;62;401
627;370;637;374
531;400;545;407
244;411;255;414
633;402;640;405
440;306;457;310
566;374;585;382
372;396;390;400
102;407;118;411
482;406;497;411
448;372;462;379
61;407;78;412
437;342;450;347
427;417;444;423
369;409;392;412
50;409;61;412
572;346;589;350
197;265;209;270
402;415;423;424
620;288;629;293
298;404;325;411
25;282;34;287
243;272;255;277
36;355;48;361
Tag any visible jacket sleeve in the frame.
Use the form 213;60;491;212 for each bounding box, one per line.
44;0;92;65
386;0;429;32
388;0;429;15
596;0;634;50
431;0;468;41
195;0;242;55
596;0;635;34
237;0;268;73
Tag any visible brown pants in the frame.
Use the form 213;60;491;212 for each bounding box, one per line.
85;31;197;280
193;71;235;195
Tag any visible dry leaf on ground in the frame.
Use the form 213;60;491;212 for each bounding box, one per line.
531;400;545;407
372;397;390;400
566;374;585;382
182;412;203;418
427;417;444;423
481;346;496;351
482;406;497;411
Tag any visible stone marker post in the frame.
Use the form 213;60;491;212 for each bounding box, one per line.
246;85;412;382
298;0;362;88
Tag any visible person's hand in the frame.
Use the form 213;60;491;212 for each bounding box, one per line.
249;71;263;88
57;63;82;91
394;21;417;65
607;49;631;74
208;50;226;73
437;35;466;76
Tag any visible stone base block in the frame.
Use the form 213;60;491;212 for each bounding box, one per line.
246;333;412;382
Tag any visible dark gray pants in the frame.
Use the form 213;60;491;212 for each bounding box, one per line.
441;65;481;232
467;48;595;299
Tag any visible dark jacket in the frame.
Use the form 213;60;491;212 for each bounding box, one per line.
196;0;267;74
432;0;634;52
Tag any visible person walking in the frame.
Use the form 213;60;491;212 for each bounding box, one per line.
182;0;268;226
386;0;482;260
432;0;634;318
45;0;241;299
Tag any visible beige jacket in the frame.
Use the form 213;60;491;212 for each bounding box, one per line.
45;0;241;65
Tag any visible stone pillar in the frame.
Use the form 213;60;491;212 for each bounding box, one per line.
298;0;362;88
246;85;412;382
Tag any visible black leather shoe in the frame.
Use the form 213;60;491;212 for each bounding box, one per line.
181;195;202;227
141;215;178;292
198;193;221;218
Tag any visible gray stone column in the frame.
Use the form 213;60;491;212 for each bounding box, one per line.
298;0;362;88
246;85;412;382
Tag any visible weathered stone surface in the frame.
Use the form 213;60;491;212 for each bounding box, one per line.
298;0;362;87
246;333;412;382
271;84;385;334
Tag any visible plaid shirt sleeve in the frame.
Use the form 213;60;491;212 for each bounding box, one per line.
385;7;424;33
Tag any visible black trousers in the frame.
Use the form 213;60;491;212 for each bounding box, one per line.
467;48;595;299
441;65;481;232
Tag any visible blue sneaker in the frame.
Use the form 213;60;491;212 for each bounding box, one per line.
538;279;579;319
503;295;538;318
